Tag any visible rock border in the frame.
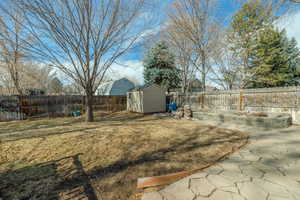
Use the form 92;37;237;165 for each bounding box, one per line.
193;111;292;129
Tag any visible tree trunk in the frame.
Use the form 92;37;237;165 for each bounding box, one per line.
201;50;206;92
85;93;94;122
202;72;206;92
182;75;186;94
12;71;23;95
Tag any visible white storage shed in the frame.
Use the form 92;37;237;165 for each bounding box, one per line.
127;84;166;113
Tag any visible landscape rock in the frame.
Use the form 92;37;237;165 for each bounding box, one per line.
183;105;192;119
174;107;184;119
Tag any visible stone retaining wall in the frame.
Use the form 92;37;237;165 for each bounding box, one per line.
193;111;292;129
171;87;300;124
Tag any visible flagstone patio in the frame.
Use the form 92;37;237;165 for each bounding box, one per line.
142;122;300;200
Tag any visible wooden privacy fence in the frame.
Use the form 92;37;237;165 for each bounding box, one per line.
200;87;300;110
171;86;300;123
0;95;126;121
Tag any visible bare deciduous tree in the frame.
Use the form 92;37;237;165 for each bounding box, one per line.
0;61;55;95
21;63;54;91
234;0;298;16
0;9;28;95
167;0;221;92
163;22;196;94
7;0;153;122
209;33;242;90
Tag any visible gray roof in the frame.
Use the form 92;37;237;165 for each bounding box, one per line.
97;78;135;95
129;84;167;92
130;84;151;91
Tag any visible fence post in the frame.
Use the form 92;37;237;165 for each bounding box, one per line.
199;93;205;109
239;92;244;111
46;96;48;118
17;95;21;120
82;95;84;114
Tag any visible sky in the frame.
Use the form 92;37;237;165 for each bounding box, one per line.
2;0;299;87
112;0;300;84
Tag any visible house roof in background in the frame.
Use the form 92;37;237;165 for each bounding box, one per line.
97;77;136;95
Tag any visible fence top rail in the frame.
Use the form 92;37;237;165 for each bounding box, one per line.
215;86;300;94
0;95;126;98
171;86;300;96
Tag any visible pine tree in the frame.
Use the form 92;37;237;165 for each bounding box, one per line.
229;1;273;88
230;1;300;88
283;36;300;86
143;41;181;90
249;28;300;87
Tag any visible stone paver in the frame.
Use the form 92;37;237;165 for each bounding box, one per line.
142;123;300;200
190;178;216;197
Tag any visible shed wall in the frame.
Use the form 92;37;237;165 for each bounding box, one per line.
127;91;143;113
143;87;166;113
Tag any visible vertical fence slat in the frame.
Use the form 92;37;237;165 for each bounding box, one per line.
172;86;300;112
0;95;127;121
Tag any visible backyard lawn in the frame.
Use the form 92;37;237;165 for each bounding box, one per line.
0;112;248;200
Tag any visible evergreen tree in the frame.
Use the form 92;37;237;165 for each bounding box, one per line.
143;41;181;90
283;36;300;86
249;28;300;87
229;1;300;88
229;1;273;88
231;1;271;42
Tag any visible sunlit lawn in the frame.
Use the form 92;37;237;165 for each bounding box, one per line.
0;111;248;200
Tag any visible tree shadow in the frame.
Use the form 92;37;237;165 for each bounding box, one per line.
0;154;97;200
0;113;163;143
96;113;145;122
88;127;248;179
0;126;248;200
1;127;98;143
0;118;83;135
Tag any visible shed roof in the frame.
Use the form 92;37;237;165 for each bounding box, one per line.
129;84;165;92
130;84;151;91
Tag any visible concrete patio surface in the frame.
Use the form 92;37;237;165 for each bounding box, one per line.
142;122;300;200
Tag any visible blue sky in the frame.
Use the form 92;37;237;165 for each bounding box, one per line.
124;0;241;61
112;0;300;84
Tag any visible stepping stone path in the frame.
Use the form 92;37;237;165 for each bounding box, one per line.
142;124;300;200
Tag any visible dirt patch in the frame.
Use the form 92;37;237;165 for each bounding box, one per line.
0;111;248;200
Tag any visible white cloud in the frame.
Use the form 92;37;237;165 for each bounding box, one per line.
50;59;144;86
276;11;300;47
108;60;144;84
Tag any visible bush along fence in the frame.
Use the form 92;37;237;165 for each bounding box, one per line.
0;95;126;121
171;86;300;124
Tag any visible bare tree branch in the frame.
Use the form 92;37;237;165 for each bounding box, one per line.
2;0;153;122
167;0;221;92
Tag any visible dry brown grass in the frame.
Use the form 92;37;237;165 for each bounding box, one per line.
0;111;248;200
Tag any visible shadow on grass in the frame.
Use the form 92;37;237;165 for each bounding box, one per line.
98;113;145;122
87;127;246;179
0;118;83;135
0;126;247;200
0;154;97;200
0;113;163;143
1;127;98;143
